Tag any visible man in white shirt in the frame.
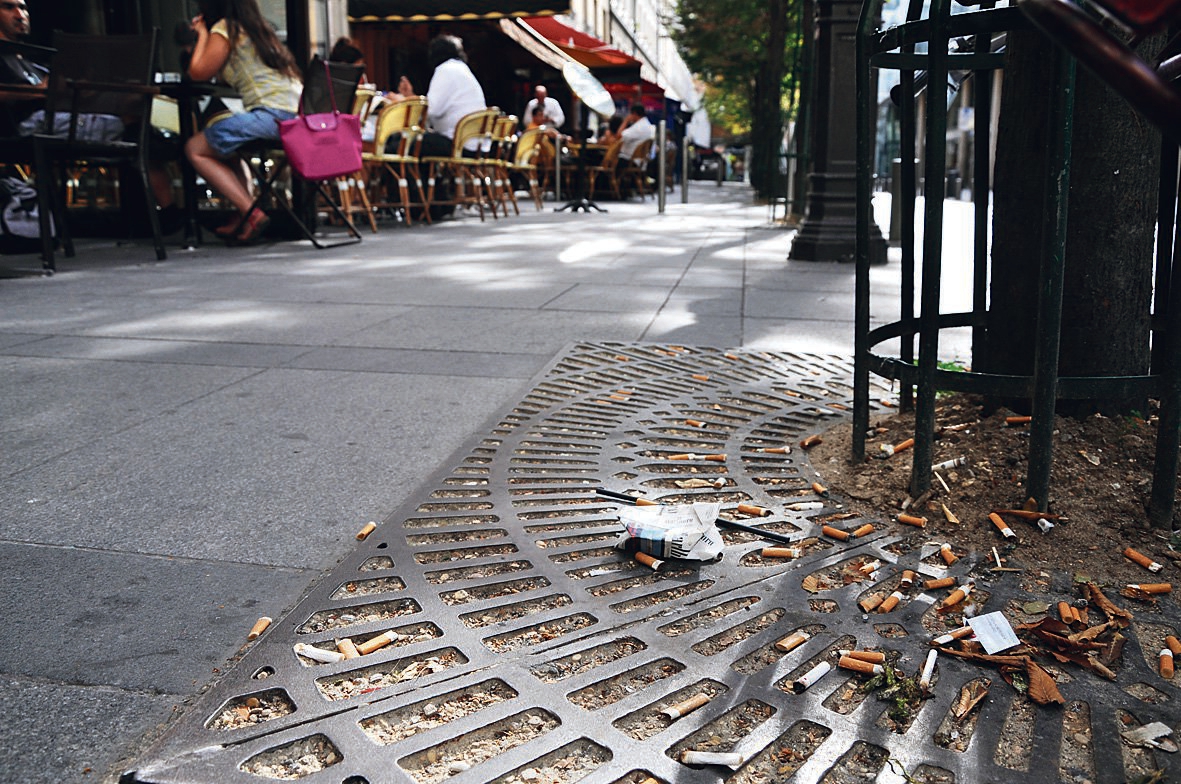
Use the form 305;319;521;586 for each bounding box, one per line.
521;84;564;130
619;103;654;160
421;34;486;155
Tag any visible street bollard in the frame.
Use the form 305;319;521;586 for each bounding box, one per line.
682;135;690;204
658;120;666;213
717;150;724;187
554;143;561;202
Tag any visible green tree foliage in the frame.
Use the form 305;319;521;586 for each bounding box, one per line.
672;0;800;197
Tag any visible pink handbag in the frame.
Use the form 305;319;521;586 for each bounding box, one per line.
279;61;362;180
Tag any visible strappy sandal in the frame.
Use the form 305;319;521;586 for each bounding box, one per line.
214;212;246;238
232;209;271;244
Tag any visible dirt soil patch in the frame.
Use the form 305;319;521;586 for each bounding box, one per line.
809;393;1178;585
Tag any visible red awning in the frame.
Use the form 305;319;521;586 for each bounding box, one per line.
522;16;640;72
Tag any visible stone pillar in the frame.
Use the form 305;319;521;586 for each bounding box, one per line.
789;0;887;263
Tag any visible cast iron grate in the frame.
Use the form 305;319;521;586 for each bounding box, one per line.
125;342;1181;784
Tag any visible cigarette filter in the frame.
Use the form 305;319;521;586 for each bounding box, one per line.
355;521;377;541
248;616;272;640
897;513;927;528
788;501;825;511
1058;601;1076;623
357;630;399;656
877;591;904;613
1005;415;1032;426
1124;547;1164;573
941;584;974;608
681;750;746;767
1166;635;1181;656
924;576;956;590
891;437;915;455
931;625;974;646
704;453;727;462
790;661;831;693
900;570;917;588
775;630;811;652
859;594;884;613
838;655;884;675
852;523;875;538
857;560;881;577
761;546;802;559
635;552;664;571
668;453;697;460
336;638;361;659
660;692;712;719
293;643;345;663
812;482;829;497
758;446;790;454
1129;583;1172;594
919;649;938;690
738;503;771;517
692;374;710;381
822;525;851;541
989;512;1016;538
800;434;823;449
940;543;958;565
1161;649;1175;679
839;649;886;664
685;419;708;428
932;457;968;471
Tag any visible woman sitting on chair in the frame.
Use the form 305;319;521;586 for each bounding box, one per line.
184;0;302;243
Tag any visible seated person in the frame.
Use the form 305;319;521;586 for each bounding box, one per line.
619;103;654;160
596;115;623;146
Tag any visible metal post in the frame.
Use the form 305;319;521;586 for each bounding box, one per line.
658;120;667;213
682;135;690;204
718;150;726;186
554;142;562;202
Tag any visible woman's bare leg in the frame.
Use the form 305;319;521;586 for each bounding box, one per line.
185;131;254;215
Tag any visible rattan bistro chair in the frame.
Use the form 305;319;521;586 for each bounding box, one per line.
419;107;499;221
363;96;429;225
32;29;163;273
506;126;544;210
618;138;654;200
488;114;520;216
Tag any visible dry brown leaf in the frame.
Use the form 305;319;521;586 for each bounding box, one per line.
1026;660;1065;705
952;679;991;720
1084;583;1133;625
802;575;821;594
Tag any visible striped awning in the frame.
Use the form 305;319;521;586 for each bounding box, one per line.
348;0;569;23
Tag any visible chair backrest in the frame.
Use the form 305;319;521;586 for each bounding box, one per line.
352;87;379;120
600;139;624;169
450;107;497;158
513;127;544;167
300;55;364;116
42;30;159;142
372;97;427;155
629;138;654;166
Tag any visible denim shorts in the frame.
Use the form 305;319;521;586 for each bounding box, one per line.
204;106;296;156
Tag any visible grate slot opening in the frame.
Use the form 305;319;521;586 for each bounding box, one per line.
359;679;518;746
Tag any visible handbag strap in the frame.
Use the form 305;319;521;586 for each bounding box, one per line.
300;58;340;117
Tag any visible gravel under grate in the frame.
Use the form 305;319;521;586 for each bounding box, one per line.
124;342;1181;784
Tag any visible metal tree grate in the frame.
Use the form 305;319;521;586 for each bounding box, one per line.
125;342;1181;784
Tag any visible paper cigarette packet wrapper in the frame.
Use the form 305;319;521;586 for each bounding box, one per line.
616;502;724;561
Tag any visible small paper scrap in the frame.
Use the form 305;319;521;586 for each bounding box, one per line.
967;611;1021;654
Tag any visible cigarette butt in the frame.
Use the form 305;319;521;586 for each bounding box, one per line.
857;559;881;576
788;501;824;511
924;576;956;590
1125;547;1164;573
356;630;400;656
931;625;974;646
1036;518;1055;533
932;457;968;471
790;661;831;692
356;521;377;540
247;616;272;640
775;630;811;652
661;692;712;719
941;584;973;608
839;649;887;664
942;504;960;524
859;594;884;613
877;591;904;613
919;648;938;691
1128;583;1172;594
293;643;345;664
635;552;664;570
336;638;360;659
1161;649;1175;678
704;453;727;462
758;446;791;454
635;497;660;506
668;453;697;460
761;546;802;559
897;513;927;528
900;569;917;588
737;503;771;517
1058;601;1075;623
609;393;629;400
838;655;884;675
822;525;850;541
812;482;829;497
615;354;629;361
615;389;634;396
692;373;710;381
1166;636;1181;656
940;543;958;565
1006;415;1032;426
681;750;746;767
799;434;823;449
685;419;708;428
889;437;915;456
724;352;739;360
1070;605;1083;624
851;523;875;538
989;512;1016;538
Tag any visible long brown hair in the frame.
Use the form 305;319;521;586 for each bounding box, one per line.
198;0;300;79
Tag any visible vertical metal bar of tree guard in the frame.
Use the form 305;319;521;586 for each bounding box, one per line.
682;136;690;204
898;0;924;414
853;0;883;462
1026;51;1075;511
909;0;951;498
1152;142;1178;375
971;21;994;363
658;120;667;213
1149;155;1181;527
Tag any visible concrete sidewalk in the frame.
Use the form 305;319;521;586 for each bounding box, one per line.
0;184;962;783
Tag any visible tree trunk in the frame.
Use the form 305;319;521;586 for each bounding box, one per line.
981;29;1159;416
750;0;788;198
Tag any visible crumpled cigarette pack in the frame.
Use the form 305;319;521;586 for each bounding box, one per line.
616;502;724;561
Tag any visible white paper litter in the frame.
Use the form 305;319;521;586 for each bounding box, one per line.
967;611;1021;654
615;502;724;561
